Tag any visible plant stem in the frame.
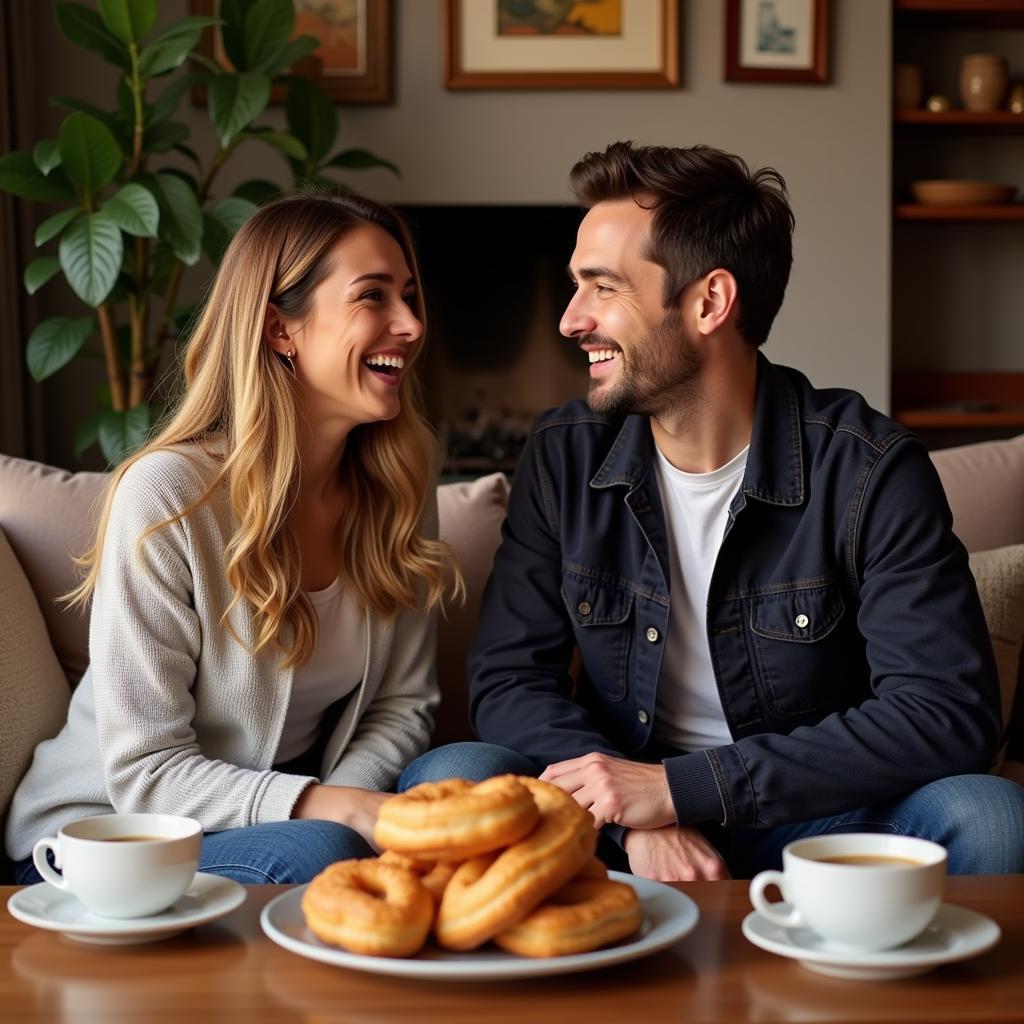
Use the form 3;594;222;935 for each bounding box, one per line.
97;304;127;411
130;234;151;406
128;44;144;177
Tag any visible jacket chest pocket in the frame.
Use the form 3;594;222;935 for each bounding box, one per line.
748;583;846;717
561;576;634;702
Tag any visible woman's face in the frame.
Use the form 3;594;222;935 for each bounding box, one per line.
272;224;423;431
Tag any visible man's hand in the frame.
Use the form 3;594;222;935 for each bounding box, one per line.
539;753;676;830
623;825;730;882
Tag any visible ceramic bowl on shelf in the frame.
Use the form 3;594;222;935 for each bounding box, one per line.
910;179;1018;206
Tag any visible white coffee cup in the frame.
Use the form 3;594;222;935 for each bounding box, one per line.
748;833;947;952
32;813;202;919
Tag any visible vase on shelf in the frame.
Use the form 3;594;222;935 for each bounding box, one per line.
959;53;1009;112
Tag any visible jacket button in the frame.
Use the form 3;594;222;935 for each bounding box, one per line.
578;601;592;617
795;613;809;628
638;710;649;725
645;627;659;643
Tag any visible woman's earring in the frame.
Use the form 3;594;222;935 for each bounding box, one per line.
284;349;296;375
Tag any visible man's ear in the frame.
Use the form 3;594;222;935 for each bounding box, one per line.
695;269;738;337
263;304;292;355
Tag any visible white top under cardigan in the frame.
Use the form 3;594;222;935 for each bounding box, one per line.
5;444;439;861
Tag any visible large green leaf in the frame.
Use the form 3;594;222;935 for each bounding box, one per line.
55;3;130;69
98;0;156;45
150;74;199;126
26;316;93;381
138;16;217;77
325;149;401;177
98;404;153;465
24;257;63;295
58;113;123;192
272;34;319;73
239;129;307;161
151;172;203;266
59;211;124;307
144;121;191;152
233;178;282;206
33;140;62;176
73;410;106;460
35;208;80;247
212;196;257;234
244;0;294;72
50;97;120;132
220;0;259;70
103;182;159;237
0;152;74;203
285;77;336;166
201;212;231;264
209;72;270;147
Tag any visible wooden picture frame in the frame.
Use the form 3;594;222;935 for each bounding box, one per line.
444;0;678;90
191;0;392;104
724;0;830;85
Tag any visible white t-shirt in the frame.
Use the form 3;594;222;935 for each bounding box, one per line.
274;578;366;764
651;443;749;752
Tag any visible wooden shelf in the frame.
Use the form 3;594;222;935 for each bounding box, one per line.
895;0;1024;29
894;203;1024;220
892;372;1024;428
895;407;1024;428
894;110;1024;132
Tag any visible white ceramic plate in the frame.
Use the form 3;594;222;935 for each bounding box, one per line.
742;901;1001;980
6;872;246;945
261;871;698;980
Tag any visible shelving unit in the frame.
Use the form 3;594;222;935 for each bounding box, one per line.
891;0;1024;440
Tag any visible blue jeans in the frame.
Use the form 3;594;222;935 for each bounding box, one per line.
14;819;374;887
400;743;1024;878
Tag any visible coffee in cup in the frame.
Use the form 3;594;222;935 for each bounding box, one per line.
32;813;202;918
748;833;947;951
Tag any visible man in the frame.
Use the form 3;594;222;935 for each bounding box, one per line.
457;142;1024;881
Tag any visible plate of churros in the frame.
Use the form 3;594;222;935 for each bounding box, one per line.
260;776;700;980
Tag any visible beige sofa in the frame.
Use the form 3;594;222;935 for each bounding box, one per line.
2;437;1022;880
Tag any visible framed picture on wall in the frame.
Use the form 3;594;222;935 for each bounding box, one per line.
724;0;830;85
444;0;679;89
191;0;392;103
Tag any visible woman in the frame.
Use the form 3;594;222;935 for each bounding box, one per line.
6;193;460;885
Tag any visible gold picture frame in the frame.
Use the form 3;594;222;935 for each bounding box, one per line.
445;0;679;90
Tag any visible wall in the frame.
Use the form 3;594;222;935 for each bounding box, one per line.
20;0;892;469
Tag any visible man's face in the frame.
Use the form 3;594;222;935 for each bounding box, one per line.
560;199;701;417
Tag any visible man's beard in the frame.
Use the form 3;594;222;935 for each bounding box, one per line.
585;309;702;417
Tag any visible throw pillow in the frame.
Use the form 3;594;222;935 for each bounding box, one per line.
0;529;70;818
434;472;510;746
968;544;1024;772
0;454;106;686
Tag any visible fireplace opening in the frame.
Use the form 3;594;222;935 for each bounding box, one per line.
400;205;589;477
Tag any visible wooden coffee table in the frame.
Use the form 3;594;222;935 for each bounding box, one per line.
2;876;1021;1023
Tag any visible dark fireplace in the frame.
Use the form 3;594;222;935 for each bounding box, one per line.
399;205;588;476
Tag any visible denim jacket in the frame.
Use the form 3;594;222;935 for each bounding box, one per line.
469;354;1000;829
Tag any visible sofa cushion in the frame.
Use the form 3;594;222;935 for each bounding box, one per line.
0;454;106;686
0;528;70;819
931;436;1024;555
968;545;1024;771
435;473;510;745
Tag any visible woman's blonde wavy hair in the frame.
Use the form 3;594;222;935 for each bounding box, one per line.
66;192;462;668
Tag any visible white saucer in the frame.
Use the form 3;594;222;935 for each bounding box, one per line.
6;872;246;945
742;901;1001;980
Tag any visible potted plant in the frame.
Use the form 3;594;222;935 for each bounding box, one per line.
0;0;397;464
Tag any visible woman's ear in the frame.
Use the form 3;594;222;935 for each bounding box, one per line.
263;304;292;355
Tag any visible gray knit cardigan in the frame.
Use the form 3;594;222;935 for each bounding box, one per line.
5;445;439;861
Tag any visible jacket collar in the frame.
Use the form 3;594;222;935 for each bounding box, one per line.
590;352;805;507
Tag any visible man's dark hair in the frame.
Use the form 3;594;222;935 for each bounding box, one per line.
569;141;795;348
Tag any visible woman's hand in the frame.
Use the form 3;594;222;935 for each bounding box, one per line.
291;784;391;848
